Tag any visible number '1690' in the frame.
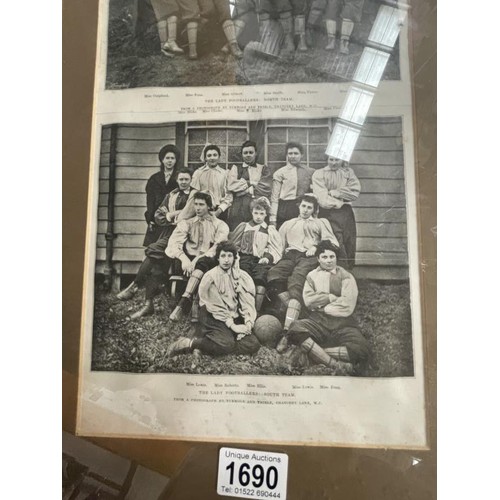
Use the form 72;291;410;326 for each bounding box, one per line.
226;461;279;489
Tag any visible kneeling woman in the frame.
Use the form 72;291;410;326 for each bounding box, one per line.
167;241;261;357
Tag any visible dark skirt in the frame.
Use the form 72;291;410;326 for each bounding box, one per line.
227;193;253;231
287;312;369;364
193;306;261;356
277;199;299;228
267;250;317;302
318;204;357;269
143;223;167;247
144;225;176;259
239;254;272;287
136;225;178;299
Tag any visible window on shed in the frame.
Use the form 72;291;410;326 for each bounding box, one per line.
185;121;249;171
265;118;333;172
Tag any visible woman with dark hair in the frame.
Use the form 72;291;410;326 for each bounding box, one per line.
229;197;282;311
116;169;197;319
190;144;233;221
311;155;361;269
143;144;182;247
166;191;230;321
269;141;315;228
227;140;272;231
166;240;261;358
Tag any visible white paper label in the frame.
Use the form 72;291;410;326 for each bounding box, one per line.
217;447;288;499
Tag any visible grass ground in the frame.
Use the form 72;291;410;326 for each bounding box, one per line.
91;278;414;378
105;0;400;89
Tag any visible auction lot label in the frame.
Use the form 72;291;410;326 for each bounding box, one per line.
217;447;288;499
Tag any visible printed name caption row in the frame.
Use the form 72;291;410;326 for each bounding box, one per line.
217;447;288;499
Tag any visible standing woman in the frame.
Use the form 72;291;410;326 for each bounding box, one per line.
190;144;233;221
226;140;272;231
143;144;182;247
269;141;314;228
311;155;361;269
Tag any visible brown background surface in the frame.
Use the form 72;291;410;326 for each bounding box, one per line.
62;0;436;496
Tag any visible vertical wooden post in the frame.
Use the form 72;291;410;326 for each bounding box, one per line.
103;125;118;291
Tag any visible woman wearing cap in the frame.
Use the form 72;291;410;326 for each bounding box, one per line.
143;144;183;247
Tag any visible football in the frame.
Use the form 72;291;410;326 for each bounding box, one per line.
253;315;282;347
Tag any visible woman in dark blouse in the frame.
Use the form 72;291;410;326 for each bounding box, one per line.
143;144;182;246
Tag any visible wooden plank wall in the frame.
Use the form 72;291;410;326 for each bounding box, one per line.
96;118;409;280
97;124;176;264
350;117;408;277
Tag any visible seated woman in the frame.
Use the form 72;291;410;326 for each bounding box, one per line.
182;0;243;59
285;240;370;373
167;191;230;321
116;169;197;319
150;0;185;56
267;194;339;335
167;241;261;357
229;197;282;311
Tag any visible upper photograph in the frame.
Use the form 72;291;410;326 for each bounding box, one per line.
105;0;402;88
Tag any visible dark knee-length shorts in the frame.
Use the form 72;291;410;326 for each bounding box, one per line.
199;0;232;22
233;0;257;21
288;312;369;364
327;0;364;22
196;306;261;355
308;0;364;21
238;254;272;287
256;0;305;17
150;0;200;22
267;250;318;302
318;204;357;269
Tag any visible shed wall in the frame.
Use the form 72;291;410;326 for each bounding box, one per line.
95;118;409;280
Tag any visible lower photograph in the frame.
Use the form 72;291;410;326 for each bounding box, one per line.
78;115;426;446
89;116;415;379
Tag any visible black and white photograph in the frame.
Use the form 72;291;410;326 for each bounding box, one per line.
104;0;402;88
90;116;414;379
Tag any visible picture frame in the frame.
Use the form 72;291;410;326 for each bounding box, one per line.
63;0;435;452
